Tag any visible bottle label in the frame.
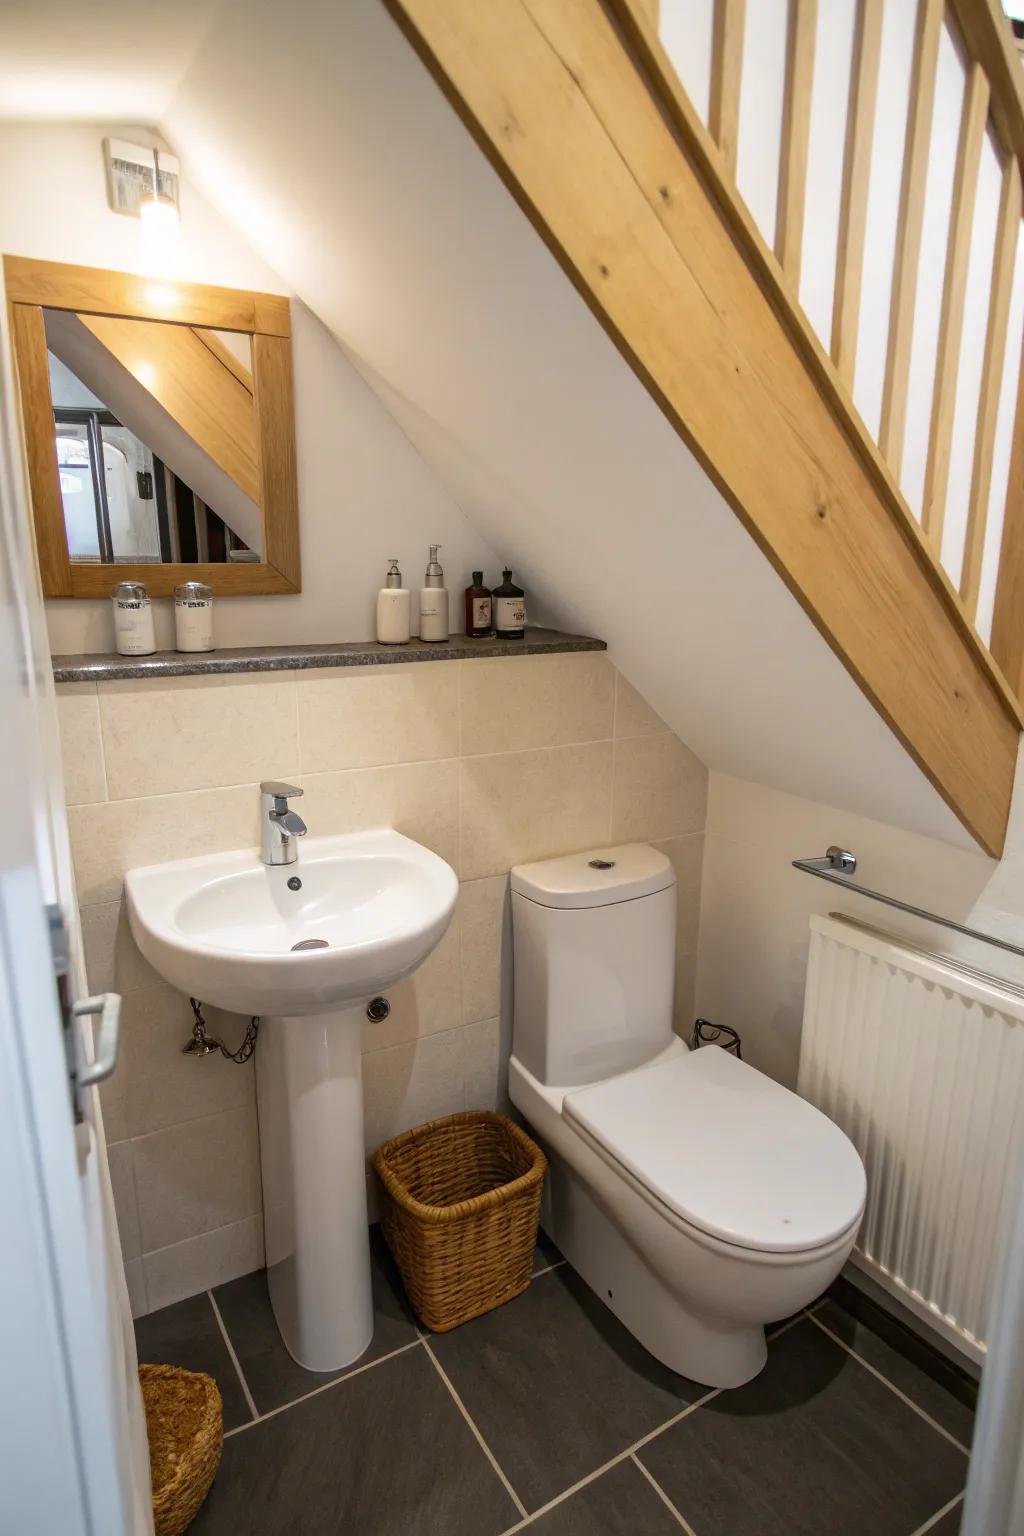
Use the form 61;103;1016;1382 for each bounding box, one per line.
472;596;492;628
496;595;526;630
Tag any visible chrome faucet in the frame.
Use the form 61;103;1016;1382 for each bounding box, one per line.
260;781;307;866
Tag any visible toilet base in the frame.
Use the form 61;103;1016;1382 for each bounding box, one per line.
543;1149;767;1389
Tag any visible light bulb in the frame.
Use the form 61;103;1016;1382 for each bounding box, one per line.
139;194;181;277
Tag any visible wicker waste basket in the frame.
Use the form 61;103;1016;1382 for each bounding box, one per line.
139;1363;223;1536
373;1110;547;1331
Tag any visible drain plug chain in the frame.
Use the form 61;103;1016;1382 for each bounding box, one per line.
184;997;260;1064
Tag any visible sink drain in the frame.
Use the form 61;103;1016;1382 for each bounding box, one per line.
291;938;329;951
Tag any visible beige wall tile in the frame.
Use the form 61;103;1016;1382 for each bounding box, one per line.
653;833;705;1035
460;654;614;756
142;1216;264;1314
360;910;462;1053
460;742;613;881
459;877;508;1025
298;758;459;868
80;897;162;995
123;1258;148;1320
119;985;255;1139
98;1054;129;1144
298;663;458;772
614;672;668;737
611;734;708;843
98;673;298;799
133;1105;261;1252
68;785;259;906
107;1140;140;1262
362;1028;465;1155
56;684;106;805
461;1017;506;1113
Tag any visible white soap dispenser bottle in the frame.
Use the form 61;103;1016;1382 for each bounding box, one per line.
419;543;449;642
377;558;411;645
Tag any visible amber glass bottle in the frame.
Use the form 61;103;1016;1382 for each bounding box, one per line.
464;571;493;637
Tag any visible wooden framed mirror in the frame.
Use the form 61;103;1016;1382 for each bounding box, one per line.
5;255;300;597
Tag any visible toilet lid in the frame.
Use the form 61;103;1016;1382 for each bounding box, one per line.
562;1047;866;1253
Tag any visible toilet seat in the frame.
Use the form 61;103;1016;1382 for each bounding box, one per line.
562;1046;866;1255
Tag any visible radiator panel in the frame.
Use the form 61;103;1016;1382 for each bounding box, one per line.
798;914;1024;1361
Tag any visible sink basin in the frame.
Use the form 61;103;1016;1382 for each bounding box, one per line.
124;825;458;1374
125;828;458;1017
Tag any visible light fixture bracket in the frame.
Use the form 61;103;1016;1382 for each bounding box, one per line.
103;137;180;220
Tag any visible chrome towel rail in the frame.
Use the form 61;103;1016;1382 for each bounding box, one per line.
792;846;1024;964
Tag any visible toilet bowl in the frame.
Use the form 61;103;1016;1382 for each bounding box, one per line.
509;844;866;1389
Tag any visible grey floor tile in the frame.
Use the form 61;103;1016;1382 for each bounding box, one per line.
638;1317;968;1536
212;1229;417;1414
815;1297;975;1445
134;1292;251;1432
429;1264;703;1512
189;1343;518;1536
927;1499;964;1533
528;1458;686;1534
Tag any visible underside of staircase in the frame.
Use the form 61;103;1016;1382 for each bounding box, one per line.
385;0;1024;856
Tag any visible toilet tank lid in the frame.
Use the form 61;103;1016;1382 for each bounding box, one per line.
510;844;675;908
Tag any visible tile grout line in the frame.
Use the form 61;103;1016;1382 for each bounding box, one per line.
906;1490;965;1536
222;1337;424;1439
207;1289;259;1423
495;1386;722;1536
530;1258;567;1279
631;1454;699;1535
808;1311;972;1456
420;1335;529;1520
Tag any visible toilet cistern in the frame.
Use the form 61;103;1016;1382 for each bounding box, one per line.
260;781;307;865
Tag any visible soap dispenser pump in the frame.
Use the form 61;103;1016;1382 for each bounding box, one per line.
377;558;411;645
419;544;449;643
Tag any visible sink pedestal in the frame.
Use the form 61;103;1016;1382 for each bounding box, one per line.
256;1005;374;1372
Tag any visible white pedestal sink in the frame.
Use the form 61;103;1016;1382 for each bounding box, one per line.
125;828;458;1371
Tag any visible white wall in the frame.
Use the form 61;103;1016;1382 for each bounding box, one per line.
153;0;977;852
0;122;502;653
696;742;1024;1090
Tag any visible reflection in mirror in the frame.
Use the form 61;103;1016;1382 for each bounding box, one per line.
44;309;262;565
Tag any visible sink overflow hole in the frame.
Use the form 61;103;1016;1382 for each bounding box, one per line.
287;876;302;891
291;938;329;951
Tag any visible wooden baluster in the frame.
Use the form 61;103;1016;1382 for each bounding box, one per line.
831;0;883;387
776;0;818;287
709;0;746;178
879;0;944;477
922;60;990;549
990;338;1024;698
961;158;1021;617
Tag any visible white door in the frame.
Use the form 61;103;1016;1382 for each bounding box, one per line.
0;309;151;1532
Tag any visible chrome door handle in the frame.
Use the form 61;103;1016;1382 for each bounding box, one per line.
72;993;122;1087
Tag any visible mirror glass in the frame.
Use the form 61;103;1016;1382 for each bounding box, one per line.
44;308;261;564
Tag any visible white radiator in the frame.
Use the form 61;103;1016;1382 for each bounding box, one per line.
798;913;1024;1362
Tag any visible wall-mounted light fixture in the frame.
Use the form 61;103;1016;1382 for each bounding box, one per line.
103;137;182;277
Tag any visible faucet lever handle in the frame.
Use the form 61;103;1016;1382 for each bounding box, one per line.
261;779;303;808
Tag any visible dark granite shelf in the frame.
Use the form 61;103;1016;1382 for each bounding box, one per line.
52;627;606;683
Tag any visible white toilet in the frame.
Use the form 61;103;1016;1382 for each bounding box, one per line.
509;843;866;1389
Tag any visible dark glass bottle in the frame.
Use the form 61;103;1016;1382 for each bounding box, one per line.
464;571;493;637
493;568;526;639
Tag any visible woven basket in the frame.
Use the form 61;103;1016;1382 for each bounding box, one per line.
139;1364;223;1536
373;1111;547;1332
